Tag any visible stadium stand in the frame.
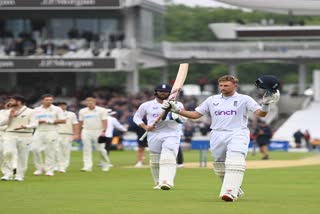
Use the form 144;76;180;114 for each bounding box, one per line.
273;102;320;142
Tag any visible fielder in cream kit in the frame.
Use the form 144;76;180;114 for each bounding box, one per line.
0;95;34;181
162;75;280;201
56;102;79;173
78;97;110;172
134;84;184;190
30;94;66;176
0;104;9;175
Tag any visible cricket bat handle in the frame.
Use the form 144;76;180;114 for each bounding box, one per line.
139;131;148;141
139;110;167;141
161;108;170;121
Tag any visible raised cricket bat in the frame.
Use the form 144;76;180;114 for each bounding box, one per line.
161;63;189;120
139;63;189;141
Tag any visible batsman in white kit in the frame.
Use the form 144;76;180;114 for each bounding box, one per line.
78;97;110;172
0;95;34;181
133;84;184;190
162;75;280;201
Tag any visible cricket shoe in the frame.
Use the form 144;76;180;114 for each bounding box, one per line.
14;176;24;181
221;193;237;202
33;169;43;176
134;161;143;168
237;188;245;198
81;167;92;172
45;171;54;176
160;183;172;190
101;167;110;172
153;184;161;190
58;169;66;173
1;175;13;181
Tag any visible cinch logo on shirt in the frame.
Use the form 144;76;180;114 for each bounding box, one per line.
152;114;160;118
214;110;237;116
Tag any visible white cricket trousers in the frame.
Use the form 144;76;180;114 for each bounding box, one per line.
2;133;32;178
81;130;110;169
148;132;181;187
57;134;73;171
31;130;58;173
147;132;180;155
57;134;73;170
210;129;250;161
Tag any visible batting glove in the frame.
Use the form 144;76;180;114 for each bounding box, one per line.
169;112;187;123
161;100;171;110
262;90;280;105
162;100;181;113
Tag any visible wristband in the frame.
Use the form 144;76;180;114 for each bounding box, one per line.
261;104;269;112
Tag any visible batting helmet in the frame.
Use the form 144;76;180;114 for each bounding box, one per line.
154;84;172;93
255;75;280;93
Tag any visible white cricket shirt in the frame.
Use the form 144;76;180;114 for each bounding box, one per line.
133;99;184;133
196;92;261;131
79;106;107;130
58;110;78;134
104;116;127;138
2;106;34;134
32;105;65;131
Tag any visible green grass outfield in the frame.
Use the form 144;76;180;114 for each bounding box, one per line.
1;150;319;214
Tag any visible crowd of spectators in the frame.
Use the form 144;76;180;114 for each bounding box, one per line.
0;29;125;57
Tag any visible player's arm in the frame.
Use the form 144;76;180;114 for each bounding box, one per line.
0;113;9;126
16;109;38;129
133;104;155;131
114;119;128;132
136;120;154;132
100;109;108;136
255;109;268;117
52;119;66;124
101;119;107;136
78;121;83;136
0;109;17;126
73;123;80;140
44;108;66;125
176;109;202;120
71;113;80;140
54;109;66;124
162;101;203;119
133;104;146;128
78;109;85;136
